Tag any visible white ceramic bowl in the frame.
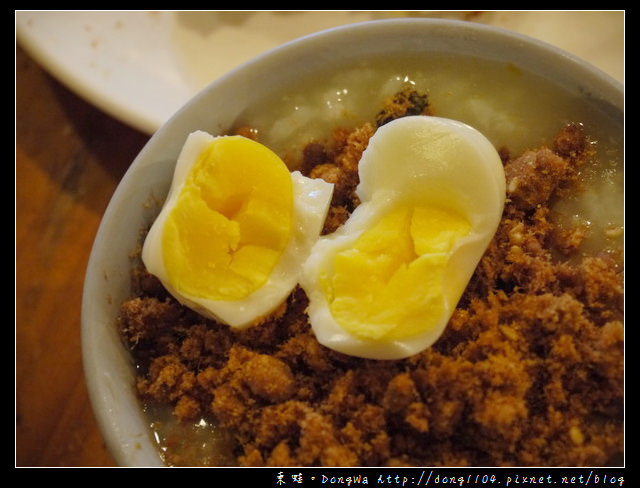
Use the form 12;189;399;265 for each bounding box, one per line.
81;18;623;467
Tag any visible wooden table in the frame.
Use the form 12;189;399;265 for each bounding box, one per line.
16;44;150;467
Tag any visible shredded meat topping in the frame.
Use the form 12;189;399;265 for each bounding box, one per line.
118;90;623;467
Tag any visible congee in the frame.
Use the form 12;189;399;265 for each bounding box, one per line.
117;52;623;467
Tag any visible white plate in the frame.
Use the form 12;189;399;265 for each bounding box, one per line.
16;11;624;135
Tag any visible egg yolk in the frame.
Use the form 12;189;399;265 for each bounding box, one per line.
323;203;470;341
162;136;293;301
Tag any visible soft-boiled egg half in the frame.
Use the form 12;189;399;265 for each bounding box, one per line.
142;130;333;328
301;115;506;360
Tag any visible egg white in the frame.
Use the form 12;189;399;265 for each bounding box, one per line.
142;130;334;328
301;116;506;359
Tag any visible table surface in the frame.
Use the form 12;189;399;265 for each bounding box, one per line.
16;44;149;467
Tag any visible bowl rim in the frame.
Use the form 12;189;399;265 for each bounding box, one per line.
81;17;624;467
